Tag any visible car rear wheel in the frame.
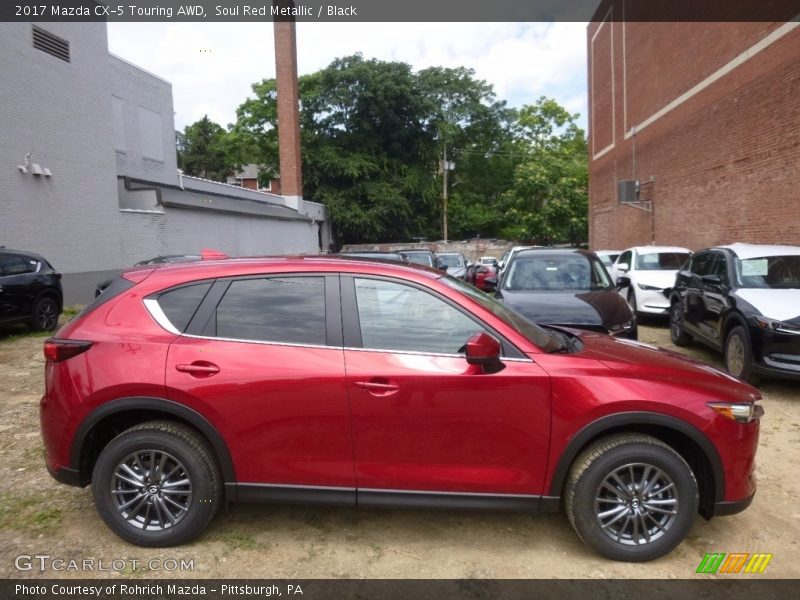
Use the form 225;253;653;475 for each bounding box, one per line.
565;434;698;562
30;296;59;331
724;325;759;385
92;421;221;547
669;302;692;346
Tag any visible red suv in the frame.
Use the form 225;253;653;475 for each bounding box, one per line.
40;257;761;561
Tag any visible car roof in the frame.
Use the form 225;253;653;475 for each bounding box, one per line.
514;248;593;259
627;246;691;255
133;255;444;283
714;243;800;259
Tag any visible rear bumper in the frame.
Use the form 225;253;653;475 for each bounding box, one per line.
46;463;83;487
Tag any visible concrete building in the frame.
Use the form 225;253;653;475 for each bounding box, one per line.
587;7;800;251
1;22;331;303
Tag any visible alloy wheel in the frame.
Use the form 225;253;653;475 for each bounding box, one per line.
111;450;192;530
37;300;58;330
594;462;679;546
726;334;745;376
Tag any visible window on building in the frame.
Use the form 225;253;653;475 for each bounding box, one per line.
138;107;164;161
32;26;70;62
215;277;327;346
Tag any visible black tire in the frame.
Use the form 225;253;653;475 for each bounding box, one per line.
669;302;693;347
565;434;698;562
30;296;60;331
724;325;760;385
92;421;221;547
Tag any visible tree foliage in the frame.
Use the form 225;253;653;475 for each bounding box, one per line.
176;115;236;182
226;56;588;246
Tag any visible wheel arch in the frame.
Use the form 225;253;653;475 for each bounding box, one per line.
721;310;748;342
71;397;236;488
33;288;63;312
549;412;724;519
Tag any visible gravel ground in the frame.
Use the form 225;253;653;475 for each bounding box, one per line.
0;318;798;579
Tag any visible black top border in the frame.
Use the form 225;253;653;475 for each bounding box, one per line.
2;0;800;22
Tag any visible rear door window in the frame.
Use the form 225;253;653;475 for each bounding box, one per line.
156;283;212;332
0;254;33;276
214;277;327;346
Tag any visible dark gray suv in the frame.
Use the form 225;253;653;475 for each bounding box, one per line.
0;248;62;331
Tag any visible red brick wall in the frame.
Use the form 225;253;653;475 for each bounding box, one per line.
588;15;800;251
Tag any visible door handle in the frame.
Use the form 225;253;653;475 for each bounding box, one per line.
176;361;220;377
354;380;399;396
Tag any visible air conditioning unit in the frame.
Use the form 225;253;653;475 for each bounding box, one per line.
617;180;639;203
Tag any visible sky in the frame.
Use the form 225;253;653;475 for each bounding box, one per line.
107;22;588;132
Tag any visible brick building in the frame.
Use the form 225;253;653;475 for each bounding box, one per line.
587;6;800;251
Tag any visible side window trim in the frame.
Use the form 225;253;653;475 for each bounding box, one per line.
340;274;525;359
184;272;343;348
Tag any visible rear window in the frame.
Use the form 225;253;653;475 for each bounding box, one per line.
156;283;212;332
76;277;135;319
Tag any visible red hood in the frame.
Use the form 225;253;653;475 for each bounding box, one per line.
570;330;761;403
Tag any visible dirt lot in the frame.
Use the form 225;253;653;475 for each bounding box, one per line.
1;318;798;579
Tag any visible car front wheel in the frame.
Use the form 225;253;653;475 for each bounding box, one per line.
565;434;698;562
92;421;221;547
725;325;759;385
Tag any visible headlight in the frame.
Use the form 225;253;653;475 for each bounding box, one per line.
707;402;764;423
753;315;800;335
637;283;662;291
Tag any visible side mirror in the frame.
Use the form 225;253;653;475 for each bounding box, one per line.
465;332;504;373
616;262;629;273
701;274;721;286
616;276;631;289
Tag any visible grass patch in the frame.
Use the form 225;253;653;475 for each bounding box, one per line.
0;493;64;533
62;305;84;319
217;530;260;551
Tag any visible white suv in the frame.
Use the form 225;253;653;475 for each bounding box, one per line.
610;246;692;315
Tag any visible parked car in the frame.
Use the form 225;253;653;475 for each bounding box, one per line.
496;249;636;339
399;249;441;270
436;252;469;279
610;246;692;316
497;245;541;283
669;243;800;383
41;256;761;560
473;264;497;291
479;256;499;270
0;248;62;331
595;250;622;269
95;254;201;297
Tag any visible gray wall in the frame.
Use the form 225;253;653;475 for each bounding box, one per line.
109;54;180;187
0;22;122;279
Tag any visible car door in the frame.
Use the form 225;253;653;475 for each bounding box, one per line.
0;253;37;322
165;273;355;494
341;275;551;502
611;250;632;287
699;252;730;345
682;251;715;336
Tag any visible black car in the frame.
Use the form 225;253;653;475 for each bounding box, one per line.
398;249;443;270
0;248;62;331
495;248;637;338
669;243;800;383
95;254;201;297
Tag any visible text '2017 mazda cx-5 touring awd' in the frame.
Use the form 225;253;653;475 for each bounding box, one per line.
40;256;761;561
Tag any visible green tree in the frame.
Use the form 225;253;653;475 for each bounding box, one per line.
501;97;588;245
177;115;235;182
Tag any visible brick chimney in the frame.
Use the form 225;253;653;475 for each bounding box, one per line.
273;6;304;213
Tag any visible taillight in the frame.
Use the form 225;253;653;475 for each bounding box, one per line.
43;339;92;362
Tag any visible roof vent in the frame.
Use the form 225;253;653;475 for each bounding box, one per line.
32;26;70;63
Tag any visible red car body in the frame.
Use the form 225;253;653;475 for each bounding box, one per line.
40;257;761;558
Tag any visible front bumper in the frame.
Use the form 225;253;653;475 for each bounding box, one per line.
751;326;800;380
635;288;670;314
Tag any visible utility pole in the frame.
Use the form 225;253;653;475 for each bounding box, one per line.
442;141;448;243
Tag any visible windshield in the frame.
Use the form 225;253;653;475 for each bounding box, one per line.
598;253;619;267
437;254;464;268
735;255;800;288
502;253;612;291
440;276;561;352
635;252;690;270
402;252;434;267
